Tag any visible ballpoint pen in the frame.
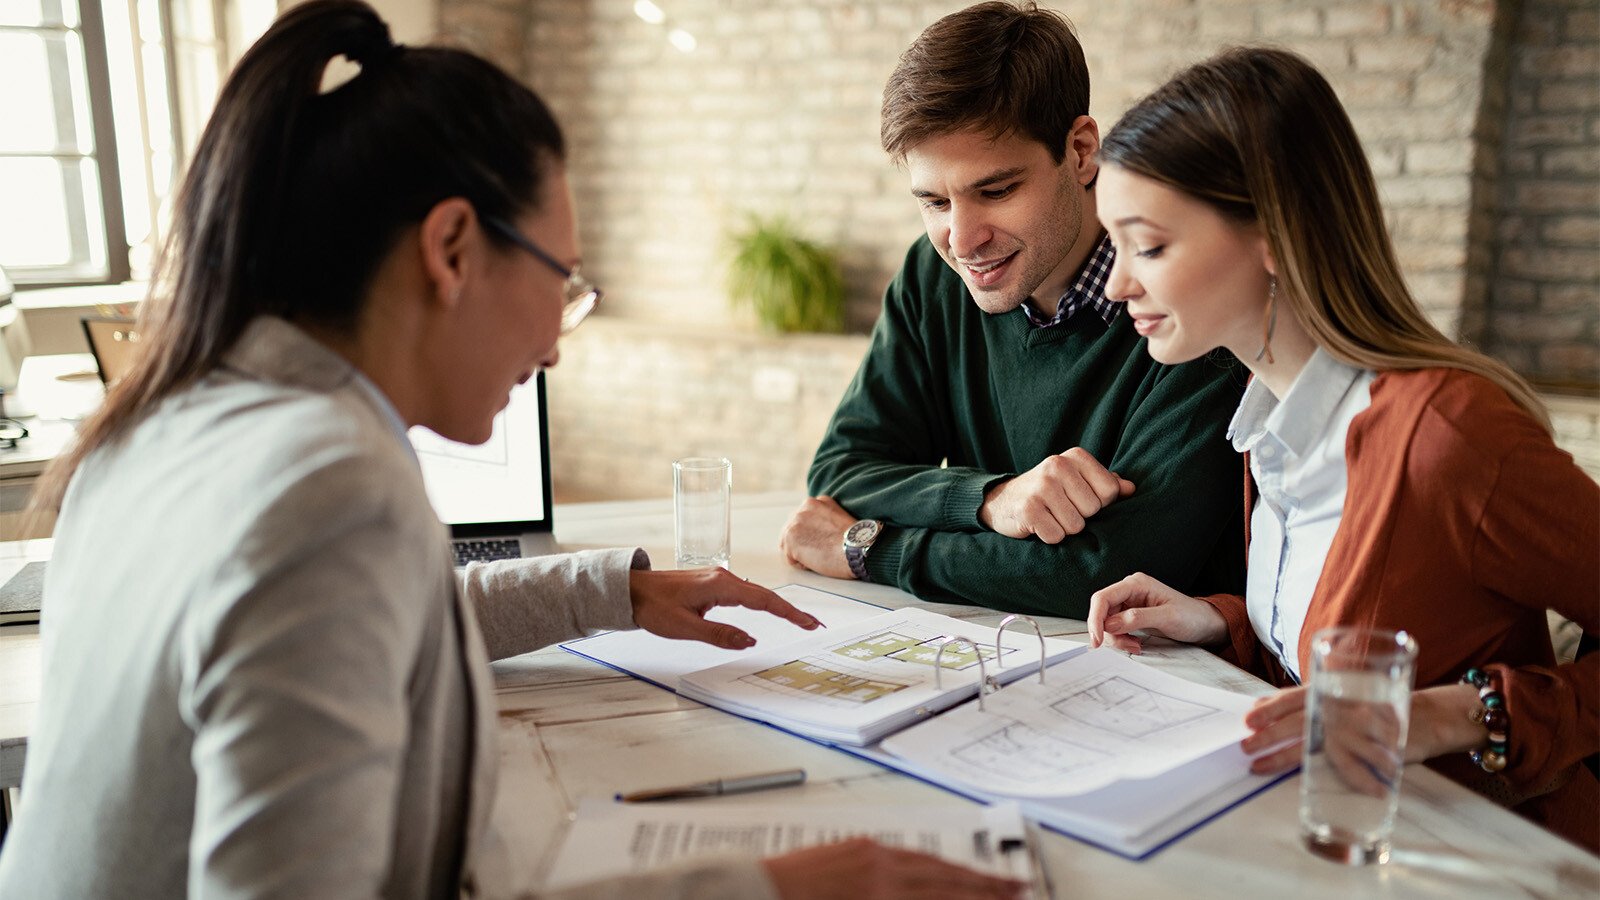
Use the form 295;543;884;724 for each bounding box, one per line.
616;768;807;802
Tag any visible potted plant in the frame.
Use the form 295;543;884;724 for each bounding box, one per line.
725;216;845;333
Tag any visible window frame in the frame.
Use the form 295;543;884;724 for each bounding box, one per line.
1;0;131;288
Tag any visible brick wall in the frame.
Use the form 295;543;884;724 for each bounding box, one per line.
481;0;1527;334
543;320;868;500
1487;0;1600;385
430;0;1599;498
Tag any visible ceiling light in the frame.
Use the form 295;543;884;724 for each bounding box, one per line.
667;28;697;53
633;1;665;25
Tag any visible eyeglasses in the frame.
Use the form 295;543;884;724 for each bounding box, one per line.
483;216;603;334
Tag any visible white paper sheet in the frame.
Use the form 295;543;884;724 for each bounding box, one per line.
881;649;1254;797
543;798;1039;896
562;584;890;687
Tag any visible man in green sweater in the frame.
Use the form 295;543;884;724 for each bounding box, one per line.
779;1;1246;618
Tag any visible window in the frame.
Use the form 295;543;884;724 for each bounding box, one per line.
0;0;126;285
0;0;275;288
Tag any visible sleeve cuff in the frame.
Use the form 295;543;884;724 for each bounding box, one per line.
590;547;651;632
1484;659;1592;794
940;470;1008;531
864;525;911;586
461;546;650;658
1194;592;1257;668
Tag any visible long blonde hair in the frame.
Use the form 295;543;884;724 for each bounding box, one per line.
1100;46;1550;431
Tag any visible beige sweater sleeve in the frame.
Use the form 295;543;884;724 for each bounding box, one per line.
460;550;783;900
459;548;649;660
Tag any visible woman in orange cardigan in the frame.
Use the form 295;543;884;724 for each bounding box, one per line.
1084;46;1598;852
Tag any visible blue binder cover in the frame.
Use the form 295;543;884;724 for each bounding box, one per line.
561;584;1290;860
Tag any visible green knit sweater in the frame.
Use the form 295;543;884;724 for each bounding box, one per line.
809;236;1247;617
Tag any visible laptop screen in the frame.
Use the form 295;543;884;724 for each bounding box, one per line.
409;371;553;538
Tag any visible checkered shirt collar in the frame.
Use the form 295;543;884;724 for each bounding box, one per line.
1021;233;1120;329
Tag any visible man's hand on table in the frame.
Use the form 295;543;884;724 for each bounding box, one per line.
979;447;1134;543
777;495;856;580
628;568;821;649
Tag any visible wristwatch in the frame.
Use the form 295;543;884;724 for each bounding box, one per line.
843;519;883;581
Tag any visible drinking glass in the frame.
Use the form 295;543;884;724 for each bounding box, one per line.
1299;626;1418;864
673;457;731;568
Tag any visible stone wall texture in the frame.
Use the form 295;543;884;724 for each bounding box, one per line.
542;320;868;500
432;0;1599;498
1487;0;1600;385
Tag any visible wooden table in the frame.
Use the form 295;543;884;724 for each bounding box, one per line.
3;493;1596;898
483;493;1598;898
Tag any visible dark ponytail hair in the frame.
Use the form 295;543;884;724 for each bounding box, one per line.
34;0;565;511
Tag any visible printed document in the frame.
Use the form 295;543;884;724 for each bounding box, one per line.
544;798;1041;896
881;649;1254;797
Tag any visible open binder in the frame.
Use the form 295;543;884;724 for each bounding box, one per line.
671;604;1085;746
562;584;1288;860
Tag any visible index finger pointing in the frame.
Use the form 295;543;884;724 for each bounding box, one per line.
713;579;823;630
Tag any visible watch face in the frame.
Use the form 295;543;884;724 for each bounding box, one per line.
845;519;881;546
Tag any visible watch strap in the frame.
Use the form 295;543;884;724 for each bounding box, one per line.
845;543;871;581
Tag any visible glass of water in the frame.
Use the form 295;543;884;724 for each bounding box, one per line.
1300;627;1417;864
673;457;731;569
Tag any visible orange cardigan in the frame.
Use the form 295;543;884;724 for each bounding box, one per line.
1199;368;1599;852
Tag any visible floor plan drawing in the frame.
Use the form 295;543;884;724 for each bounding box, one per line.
949;719;1109;781
1050;675;1217;739
832;630;1009;671
742;659;912;705
878;649;1257;798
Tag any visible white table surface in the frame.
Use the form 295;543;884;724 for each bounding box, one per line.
3;493;1597;898
0;354;101;481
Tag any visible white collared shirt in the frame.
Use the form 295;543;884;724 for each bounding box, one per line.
1228;349;1376;682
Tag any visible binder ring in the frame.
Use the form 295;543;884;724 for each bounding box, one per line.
993;614;1048;688
933;636;990;711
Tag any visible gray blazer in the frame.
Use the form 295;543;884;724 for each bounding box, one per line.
0;318;775;899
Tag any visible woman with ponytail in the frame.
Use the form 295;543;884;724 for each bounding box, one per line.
1083;47;1597;851
0;3;1021;897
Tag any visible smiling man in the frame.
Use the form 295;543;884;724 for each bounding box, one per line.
778;1;1247;618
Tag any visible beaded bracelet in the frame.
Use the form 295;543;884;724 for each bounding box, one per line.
1461;668;1510;773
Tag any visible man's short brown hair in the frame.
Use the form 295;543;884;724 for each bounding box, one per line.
881;2;1090;164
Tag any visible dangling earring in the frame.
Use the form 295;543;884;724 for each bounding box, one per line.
1254;276;1277;365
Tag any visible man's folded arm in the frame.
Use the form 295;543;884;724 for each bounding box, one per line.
807;272;1004;532
865;478;1241;618
864;360;1248;618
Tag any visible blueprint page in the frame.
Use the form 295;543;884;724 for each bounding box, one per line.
881;649;1254;797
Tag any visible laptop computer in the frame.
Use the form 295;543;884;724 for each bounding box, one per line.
410;371;557;566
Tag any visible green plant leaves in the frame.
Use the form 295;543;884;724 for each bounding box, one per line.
725;216;845;333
